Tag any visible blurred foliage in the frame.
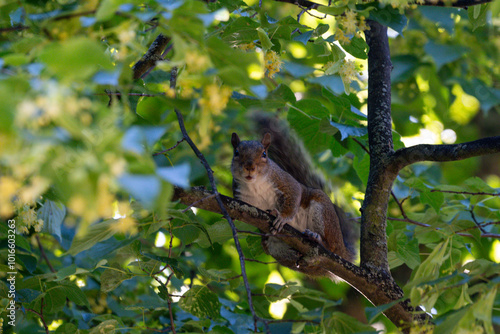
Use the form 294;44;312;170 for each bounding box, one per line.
0;0;499;333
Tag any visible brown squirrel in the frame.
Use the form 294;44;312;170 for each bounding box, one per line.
231;116;355;278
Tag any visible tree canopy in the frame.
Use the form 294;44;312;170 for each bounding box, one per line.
0;0;499;333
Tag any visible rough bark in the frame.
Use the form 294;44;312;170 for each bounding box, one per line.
132;34;170;80
360;20;395;275
172;187;427;329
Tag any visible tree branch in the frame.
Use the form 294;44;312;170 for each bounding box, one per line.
389;136;500;172
421;0;492;7
271;0;490;14
172;186;430;331
132;34;171;80
360;20;395;275
274;0;321;10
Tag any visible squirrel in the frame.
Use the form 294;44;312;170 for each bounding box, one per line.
231;115;356;278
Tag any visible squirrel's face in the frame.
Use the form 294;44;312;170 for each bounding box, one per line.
231;133;271;183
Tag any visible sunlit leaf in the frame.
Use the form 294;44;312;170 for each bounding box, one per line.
179;285;221;319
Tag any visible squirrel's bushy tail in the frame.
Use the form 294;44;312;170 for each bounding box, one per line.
252;113;325;190
253;113;357;257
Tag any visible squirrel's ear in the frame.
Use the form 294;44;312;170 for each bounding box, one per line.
231;133;240;149
262;132;272;149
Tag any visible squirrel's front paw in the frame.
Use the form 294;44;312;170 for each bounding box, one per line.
268;209;287;234
304;229;322;243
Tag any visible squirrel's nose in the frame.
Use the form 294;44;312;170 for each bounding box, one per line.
244;164;255;172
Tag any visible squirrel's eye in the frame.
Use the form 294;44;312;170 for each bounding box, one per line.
262;151;267;158
234;149;239;157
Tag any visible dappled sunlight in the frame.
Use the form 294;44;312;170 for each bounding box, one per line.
248;63;263;80
287;42;307;59
491;240;500;263
401;128;439;146
266;271;289;319
155;231;167;248
450;84;480;125
441;129;457;144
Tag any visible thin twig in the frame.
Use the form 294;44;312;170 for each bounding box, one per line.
455;221;500;233
151;274;177;334
36;235;56;273
153;138;185;156
430;189;499;196
387;217;431;228
353;138;370;155
97;92;166;97
469;207;488;234
166;273;176;334
244;258;278;264
174;109;269;333
28;300;49;334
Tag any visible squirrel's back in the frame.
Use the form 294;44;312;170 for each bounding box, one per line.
252;114;357;257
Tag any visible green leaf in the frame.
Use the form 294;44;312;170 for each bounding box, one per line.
471;286;496;334
96;0;127;21
245;235;264;258
198;267;235;282
365;299;402;323
38;200;66;243
39;38;113;80
468;4;489;31
293;30;313;45
67;220;117;256
391;55;422;83
17;289;43;304
157;283;170;301
424;40;468;70
100;267;133;293
388;251;405;269
342;35;368;60
141;252;184;278
264;283;305;303
56;264;77;281
308;75;345;95
238;84;296;109
369;5;407;35
408;239;450;306
221;17;259;44
321;119;367;141
122;126;166;155
353;153;370;186
59;281;90;308
55;323;78;334
323;312;377;333
207;35;260;87
89;320;119;334
421;190;444;213
179;285;221;319
136;96;167;123
287;99;334;153
464;176;497;193
283;61;315;77
257;27;273;51
157;163;191;188
195;220;232;247
419;7;458;34
316;5;347;16
118;174;161;209
396;236;421;269
34;290;65;313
